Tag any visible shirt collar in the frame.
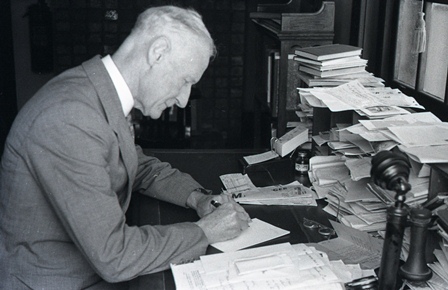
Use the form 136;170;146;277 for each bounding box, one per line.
101;55;134;117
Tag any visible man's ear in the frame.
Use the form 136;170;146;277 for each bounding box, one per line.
148;36;170;66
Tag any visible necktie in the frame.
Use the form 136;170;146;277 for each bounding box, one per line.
126;114;135;140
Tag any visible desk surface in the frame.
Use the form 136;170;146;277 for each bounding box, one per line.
127;149;335;290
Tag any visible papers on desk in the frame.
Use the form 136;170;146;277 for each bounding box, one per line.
399;144;448;164
300;80;423;114
219;173;257;194
321;112;447;163
211;218;289;252
317;221;383;269
171;242;376;290
221;174;318;206
309;155;430;232
305;84;447;164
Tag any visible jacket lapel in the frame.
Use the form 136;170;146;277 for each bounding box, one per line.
82;56;137;205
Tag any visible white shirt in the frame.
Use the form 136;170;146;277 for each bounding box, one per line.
101;55;134;117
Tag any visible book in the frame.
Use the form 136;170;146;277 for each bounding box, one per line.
299;59;368;71
299;65;367;78
295;44;362;61
294;55;364;67
298;72;384;88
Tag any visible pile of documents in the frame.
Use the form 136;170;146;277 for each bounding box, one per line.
324;110;448;164
308;154;430;232
220;173;317;206
294;44;384;88
299;79;448;181
299;80;422;119
171;242;376;290
298;80;430;157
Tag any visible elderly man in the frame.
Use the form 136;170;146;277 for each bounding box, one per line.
0;6;250;289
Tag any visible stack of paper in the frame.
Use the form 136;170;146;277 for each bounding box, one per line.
298;80;422;115
171;242;376;290
309;108;445;169
294;44;384;88
309;154;430;232
311;176;388;232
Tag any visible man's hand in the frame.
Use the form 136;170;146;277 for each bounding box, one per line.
187;191;251;243
194;197;251;244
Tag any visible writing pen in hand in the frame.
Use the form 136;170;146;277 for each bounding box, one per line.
212;200;252;225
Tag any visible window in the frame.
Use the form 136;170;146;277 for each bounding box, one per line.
393;0;448;107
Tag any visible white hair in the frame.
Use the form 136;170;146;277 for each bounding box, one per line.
132;5;217;58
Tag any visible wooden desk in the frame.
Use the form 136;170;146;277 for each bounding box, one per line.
127;149;335;290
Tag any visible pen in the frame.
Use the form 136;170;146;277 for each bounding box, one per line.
211;200;221;208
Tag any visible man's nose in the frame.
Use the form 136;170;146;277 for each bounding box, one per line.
176;87;191;108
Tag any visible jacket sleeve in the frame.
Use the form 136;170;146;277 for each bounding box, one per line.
25;103;208;282
132;145;203;207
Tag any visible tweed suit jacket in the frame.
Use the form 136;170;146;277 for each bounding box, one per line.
0;56;208;289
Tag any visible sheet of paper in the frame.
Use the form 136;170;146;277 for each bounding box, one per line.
385;124;448;147
232;181;317;206
359;111;441;131
239;197;317;206
211;218;290;252
200;243;294;274
399;144;448;163
219;173;257;193
243;151;278;165
318;221;383;269
314;163;351;185
234;253;294;275
358;105;410;118
309;80;382;112
342;134;374;154
344;179;380;203
344;157;371;181
359;131;390;142
319;221;383;269
366;87;423;109
171;260;207;290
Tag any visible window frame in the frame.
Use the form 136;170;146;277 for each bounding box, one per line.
388;0;448;121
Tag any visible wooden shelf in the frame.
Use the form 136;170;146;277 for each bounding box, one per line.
247;1;335;143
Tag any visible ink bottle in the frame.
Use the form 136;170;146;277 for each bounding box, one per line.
295;151;309;175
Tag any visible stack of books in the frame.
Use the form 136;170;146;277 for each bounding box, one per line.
294;44;384;87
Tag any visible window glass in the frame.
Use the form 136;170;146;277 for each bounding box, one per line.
394;0;421;88
419;2;448;101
